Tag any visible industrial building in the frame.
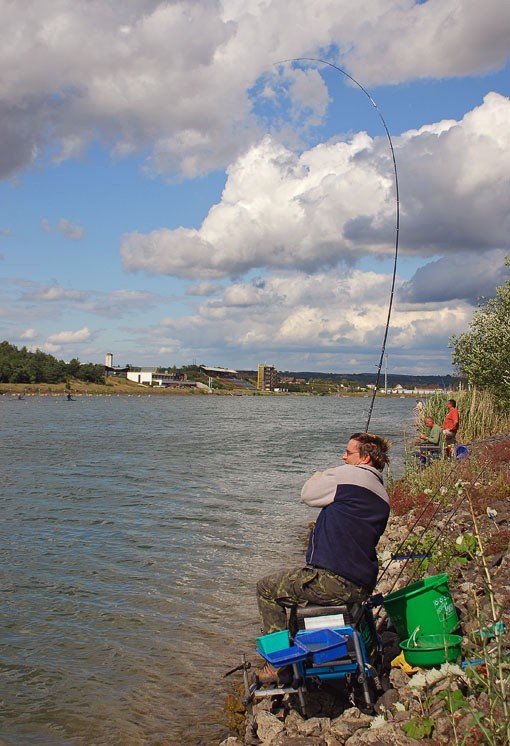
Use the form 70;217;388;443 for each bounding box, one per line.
257;363;278;391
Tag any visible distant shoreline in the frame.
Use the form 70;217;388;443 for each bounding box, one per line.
0;384;415;399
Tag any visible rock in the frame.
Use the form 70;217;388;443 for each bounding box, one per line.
285;709;307;735
333;707;373;726
344;722;419;746
270;735;328;746
324;735;344;746
253;698;280;715
462;617;480;635
454;711;478;734
327;720;359;742
255;711;286;745
389;668;410;689
329;708;372;739
297;717;331;737
433;714;454;740
375;688;400;713
393;711;410;722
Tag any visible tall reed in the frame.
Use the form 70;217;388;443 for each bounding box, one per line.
416;389;510;444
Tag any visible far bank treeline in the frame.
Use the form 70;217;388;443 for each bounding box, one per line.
0;341;105;385
0;340;459;391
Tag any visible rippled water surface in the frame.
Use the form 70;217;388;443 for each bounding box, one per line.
0;394;413;744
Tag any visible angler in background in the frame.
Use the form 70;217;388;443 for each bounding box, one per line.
413;399;424;413
442;399;460;445
418;416;442;447
414;415;443;465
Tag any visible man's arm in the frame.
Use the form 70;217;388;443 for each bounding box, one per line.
300;467;341;506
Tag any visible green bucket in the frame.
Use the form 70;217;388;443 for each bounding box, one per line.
383;573;459;639
400;633;463;667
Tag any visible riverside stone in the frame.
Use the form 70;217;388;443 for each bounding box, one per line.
344;722;421;746
297;717;331;737
255;711;286;744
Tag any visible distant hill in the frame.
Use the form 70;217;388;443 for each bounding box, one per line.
290;372;458;387
239;370;459;388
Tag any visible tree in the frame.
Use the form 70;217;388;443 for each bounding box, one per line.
0;341;104;386
450;258;510;406
75;363;105;384
67;358;81;378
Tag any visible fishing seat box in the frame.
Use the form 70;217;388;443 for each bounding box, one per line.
294;603;378;665
295;603;363;631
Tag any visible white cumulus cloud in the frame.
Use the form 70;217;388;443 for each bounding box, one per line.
46;327;91;344
26;285;86;302
20;328;38;340
121;93;510;291
0;0;508;179
143;266;473;373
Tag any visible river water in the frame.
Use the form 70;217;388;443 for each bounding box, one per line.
0;394;413;745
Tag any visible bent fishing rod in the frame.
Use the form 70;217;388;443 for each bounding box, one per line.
276;58;400;432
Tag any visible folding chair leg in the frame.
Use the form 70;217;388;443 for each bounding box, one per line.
352;630;375;713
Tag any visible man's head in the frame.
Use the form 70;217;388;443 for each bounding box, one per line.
424;416;435;427
342;432;391;471
447;399;456;409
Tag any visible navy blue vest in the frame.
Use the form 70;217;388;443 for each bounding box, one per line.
306;481;390;591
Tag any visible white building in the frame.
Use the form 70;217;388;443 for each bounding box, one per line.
126;369;179;386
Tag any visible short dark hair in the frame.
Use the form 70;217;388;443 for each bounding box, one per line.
448;399;457;407
350;432;391;471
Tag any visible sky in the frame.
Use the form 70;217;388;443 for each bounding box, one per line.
1;0;510;376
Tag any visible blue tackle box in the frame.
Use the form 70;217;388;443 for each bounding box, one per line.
256;628;349;667
258;645;308;667
256;630;307;667
295;629;349;664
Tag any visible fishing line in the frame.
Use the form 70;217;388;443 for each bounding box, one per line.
275;58;400;432
383;451;465;572
404;462;490;584
374;458;489;624
376;490;440;587
372;470;468;627
382;483;462;596
406;496;465;583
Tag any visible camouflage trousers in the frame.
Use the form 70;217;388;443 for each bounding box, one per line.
256;565;369;635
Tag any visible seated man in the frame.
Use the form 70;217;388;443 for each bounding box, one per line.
415;416;443;464
418;416;442;446
256;432;391;642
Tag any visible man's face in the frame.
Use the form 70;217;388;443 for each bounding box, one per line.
342;438;368;466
